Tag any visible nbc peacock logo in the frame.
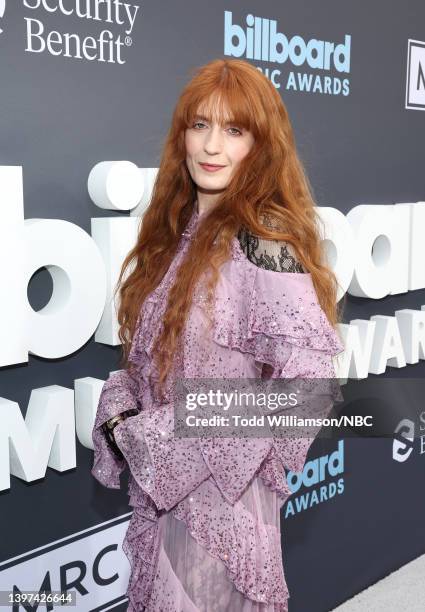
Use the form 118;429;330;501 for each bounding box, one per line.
0;0;5;34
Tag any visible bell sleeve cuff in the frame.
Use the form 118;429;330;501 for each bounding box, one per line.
91;369;140;489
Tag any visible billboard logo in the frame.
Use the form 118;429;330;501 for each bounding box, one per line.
0;0;6;34
224;11;351;72
405;39;425;110
284;440;345;517
223;10;351;94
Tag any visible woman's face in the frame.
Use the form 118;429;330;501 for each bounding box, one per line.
185;108;255;195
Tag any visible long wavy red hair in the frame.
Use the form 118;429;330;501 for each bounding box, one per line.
115;58;345;399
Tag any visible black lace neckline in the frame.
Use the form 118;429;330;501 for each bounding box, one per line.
237;227;306;274
187;204;306;274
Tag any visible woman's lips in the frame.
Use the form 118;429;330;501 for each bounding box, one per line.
199;162;226;172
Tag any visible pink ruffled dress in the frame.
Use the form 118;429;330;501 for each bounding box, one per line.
91;206;345;611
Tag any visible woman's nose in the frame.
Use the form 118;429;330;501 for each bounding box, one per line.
203;126;223;153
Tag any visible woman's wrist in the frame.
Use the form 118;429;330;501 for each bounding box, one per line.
105;407;139;430
106;414;125;430
102;408;139;459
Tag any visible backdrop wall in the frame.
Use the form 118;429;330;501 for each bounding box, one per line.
1;1;425;610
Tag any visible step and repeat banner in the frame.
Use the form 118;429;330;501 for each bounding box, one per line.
1;1;425;610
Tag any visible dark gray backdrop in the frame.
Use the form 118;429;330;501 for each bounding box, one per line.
1;1;425;611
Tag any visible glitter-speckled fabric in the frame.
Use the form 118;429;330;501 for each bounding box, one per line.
91;205;345;611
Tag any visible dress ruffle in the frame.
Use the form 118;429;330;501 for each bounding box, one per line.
204;252;345;379
122;488;160;611
112;391;292;609
172;477;289;606
113;401;290;511
123;479;290;611
128;231;345;378
114;404;211;511
92;210;345;610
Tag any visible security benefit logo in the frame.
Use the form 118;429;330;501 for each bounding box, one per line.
0;517;132;609
405;39;425;110
392;413;425;462
7;0;141;64
283;440;345;518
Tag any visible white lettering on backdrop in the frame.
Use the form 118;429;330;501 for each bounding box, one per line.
0;162;425;490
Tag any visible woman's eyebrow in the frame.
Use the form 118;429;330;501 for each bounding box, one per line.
194;114;237;125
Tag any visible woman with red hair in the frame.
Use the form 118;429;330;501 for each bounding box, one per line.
92;58;345;611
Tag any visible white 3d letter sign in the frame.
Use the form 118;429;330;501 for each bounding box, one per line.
1;161;425;492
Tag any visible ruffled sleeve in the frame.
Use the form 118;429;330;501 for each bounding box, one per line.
91;368;140;489
248;266;344;374
207;261;345;476
248;267;345;473
207;257;344;377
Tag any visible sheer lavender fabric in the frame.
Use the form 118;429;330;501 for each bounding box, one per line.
91;206;345;611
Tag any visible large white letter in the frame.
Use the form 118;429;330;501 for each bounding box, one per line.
0;167;26;367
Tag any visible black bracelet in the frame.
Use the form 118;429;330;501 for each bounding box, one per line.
102;408;139;460
103;424;124;459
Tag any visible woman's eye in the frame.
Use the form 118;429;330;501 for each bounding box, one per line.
192;122;242;135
